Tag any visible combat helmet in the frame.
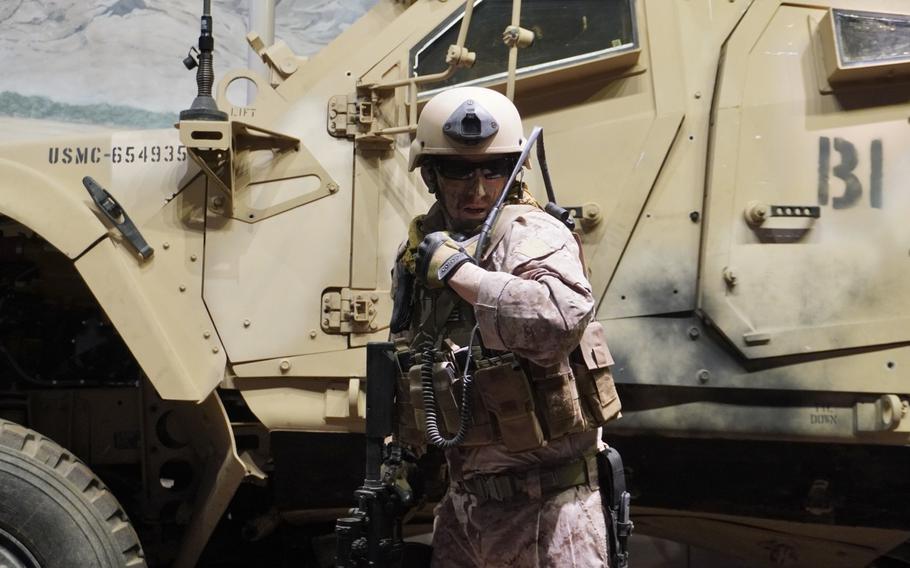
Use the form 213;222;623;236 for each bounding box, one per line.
408;86;526;171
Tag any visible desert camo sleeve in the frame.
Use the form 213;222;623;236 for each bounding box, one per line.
473;210;594;367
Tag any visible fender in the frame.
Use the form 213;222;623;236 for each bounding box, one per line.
75;173;226;401
0;158;107;258
0;158;225;401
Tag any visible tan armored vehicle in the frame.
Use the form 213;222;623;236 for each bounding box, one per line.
0;1;908;566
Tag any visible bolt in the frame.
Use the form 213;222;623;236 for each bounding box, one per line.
323;318;330;326
179;284;187;292
203;330;212;339
243;319;251;328
327;182;339;193
212;196;225;208
162;242;170;250
212;346;220;354
309;330;317;339
723;267;737;287
697;369;711;383
694;91;702;99
688;327;701;340
280;360;291;373
370;294;379;303
689;211;700;222
190;254;198;262
370;323;378;331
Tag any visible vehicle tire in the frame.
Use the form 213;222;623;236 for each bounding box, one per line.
0;418;146;567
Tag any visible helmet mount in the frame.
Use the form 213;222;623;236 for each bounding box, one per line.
443;99;499;145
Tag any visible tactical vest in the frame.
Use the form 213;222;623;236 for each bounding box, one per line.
393;205;621;454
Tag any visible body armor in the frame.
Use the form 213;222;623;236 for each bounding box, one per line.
393;206;621;454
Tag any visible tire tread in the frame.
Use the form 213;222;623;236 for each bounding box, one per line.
0;418;147;568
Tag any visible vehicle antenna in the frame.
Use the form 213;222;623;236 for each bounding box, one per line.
180;0;228;121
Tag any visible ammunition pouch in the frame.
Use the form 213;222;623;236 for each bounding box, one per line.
474;353;545;452
395;344;424;452
395;320;621;453
571;321;621;426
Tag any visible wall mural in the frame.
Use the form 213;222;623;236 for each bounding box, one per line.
0;0;377;128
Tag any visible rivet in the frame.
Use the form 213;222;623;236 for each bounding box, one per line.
370;322;378;331
370;294;379;302
243;319;251;328
280;360;291;372
309;330;317;339
697;369;711;383
688;327;700;340
162;242;170;250
327;182;339;193
694;91;702;99
190;254;198;262
212;196;225;208
203;330;212;339
689;211;700;223
212;346;220;354
323;318;330;326
179;284;187;292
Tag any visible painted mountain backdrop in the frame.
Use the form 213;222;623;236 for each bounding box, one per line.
0;0;377;128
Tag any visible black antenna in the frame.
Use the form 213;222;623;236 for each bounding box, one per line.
180;0;228;121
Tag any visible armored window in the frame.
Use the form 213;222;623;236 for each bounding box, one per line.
834;10;910;66
818;9;910;84
411;0;638;95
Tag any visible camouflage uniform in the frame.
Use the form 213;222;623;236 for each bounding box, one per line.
398;201;611;567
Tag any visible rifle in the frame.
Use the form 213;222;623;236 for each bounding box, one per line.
335;342;413;567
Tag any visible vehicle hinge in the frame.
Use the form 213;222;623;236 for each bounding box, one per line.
327;94;394;151
321;288;383;335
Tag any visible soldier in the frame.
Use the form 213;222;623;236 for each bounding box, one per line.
391;86;622;567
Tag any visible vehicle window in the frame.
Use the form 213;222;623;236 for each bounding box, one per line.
412;0;637;93
833;10;910;66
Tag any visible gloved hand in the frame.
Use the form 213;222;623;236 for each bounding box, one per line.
415;231;477;288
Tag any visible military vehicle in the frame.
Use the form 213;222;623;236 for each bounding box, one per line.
0;0;909;566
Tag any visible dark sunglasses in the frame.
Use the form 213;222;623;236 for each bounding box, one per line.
433;157;516;181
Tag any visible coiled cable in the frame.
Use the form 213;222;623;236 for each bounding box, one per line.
421;324;479;449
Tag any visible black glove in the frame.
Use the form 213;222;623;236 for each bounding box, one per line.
415;231;477;289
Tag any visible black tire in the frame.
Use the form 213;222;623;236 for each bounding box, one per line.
0;418;146;567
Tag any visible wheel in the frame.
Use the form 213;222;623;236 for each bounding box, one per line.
0;419;146;567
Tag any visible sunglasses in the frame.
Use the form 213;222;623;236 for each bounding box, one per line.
433;157;516;181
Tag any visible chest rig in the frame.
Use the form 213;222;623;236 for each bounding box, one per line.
392;209;621;454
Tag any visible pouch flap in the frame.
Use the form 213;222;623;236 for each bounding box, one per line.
578;321;614;370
